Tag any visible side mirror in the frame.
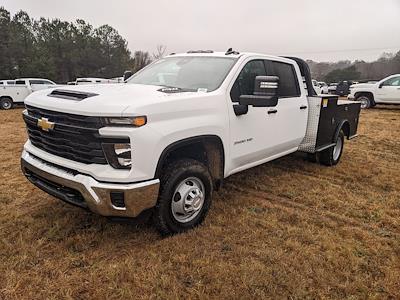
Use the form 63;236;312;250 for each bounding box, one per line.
239;76;279;107
123;70;134;82
378;82;384;88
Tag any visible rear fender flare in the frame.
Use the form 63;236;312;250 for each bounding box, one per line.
334;120;350;142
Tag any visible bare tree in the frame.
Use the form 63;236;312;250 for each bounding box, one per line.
132;50;152;73
153;45;167;60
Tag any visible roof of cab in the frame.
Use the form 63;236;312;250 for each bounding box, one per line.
165;51;296;64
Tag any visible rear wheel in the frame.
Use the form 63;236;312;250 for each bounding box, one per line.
357;95;372;109
153;159;213;235
319;130;345;166
0;98;13;110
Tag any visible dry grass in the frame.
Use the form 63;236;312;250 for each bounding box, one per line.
0;105;399;299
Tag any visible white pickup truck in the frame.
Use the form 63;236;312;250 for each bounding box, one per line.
21;51;361;235
0;78;56;110
348;74;400;108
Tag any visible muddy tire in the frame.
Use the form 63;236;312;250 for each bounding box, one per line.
306;153;318;163
320;130;345;166
153;159;213;235
0;98;13;110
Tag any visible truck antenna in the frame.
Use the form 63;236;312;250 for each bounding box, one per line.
225;48;240;55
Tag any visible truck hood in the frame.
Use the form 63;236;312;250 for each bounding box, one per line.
350;83;376;90
24;83;203;116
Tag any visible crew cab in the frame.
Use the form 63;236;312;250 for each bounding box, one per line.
21;51;361;235
0;78;57;110
348;74;400;109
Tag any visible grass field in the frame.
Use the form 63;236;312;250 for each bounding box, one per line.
0;106;399;299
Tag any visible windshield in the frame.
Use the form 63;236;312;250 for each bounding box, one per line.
127;56;237;92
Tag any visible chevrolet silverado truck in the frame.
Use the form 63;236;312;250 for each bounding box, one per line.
21;50;361;235
348;74;400;109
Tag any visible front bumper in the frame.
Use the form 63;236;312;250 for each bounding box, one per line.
21;151;160;218
347;94;355;100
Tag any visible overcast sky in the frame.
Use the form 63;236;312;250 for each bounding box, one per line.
2;0;400;62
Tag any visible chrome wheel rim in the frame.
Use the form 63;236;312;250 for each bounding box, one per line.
171;177;205;223
2;101;11;109
359;98;368;109
333;137;343;161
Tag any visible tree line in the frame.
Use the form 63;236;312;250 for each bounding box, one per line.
308;51;400;83
0;7;161;83
1;7;399;84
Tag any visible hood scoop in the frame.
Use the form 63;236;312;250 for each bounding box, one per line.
48;89;98;101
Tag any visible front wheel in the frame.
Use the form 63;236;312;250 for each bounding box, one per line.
153;159;213;235
357;95;372;109
319;130;345;166
0;98;13;110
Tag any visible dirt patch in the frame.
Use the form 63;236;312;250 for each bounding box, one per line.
0;105;399;299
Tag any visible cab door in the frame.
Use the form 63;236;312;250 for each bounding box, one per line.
266;59;308;153
227;58;308;175
376;76;400;103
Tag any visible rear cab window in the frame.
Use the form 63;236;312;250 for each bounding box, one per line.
29;80;51;85
230;58;301;102
267;60;301;98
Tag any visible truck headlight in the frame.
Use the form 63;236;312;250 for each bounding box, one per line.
102;142;132;169
103;116;147;127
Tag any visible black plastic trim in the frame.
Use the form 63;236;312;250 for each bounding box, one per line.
154;135;225;180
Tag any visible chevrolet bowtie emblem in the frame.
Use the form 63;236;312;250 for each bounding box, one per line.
37;117;55;132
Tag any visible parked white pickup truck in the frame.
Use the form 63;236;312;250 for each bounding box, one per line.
21;51;361;235
348;74;400;108
312;80;322;94
0;78;56;109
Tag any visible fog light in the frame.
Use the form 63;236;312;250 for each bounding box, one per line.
114;143;132;167
102;141;132;169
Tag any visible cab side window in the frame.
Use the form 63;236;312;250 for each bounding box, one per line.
30;80;42;85
268;61;300;97
230;60;266;102
382;76;400;86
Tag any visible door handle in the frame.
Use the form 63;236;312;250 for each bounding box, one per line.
300;105;308;110
268;109;278;114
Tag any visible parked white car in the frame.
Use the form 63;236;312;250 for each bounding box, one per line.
348;74;400;108
0;78;57;109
